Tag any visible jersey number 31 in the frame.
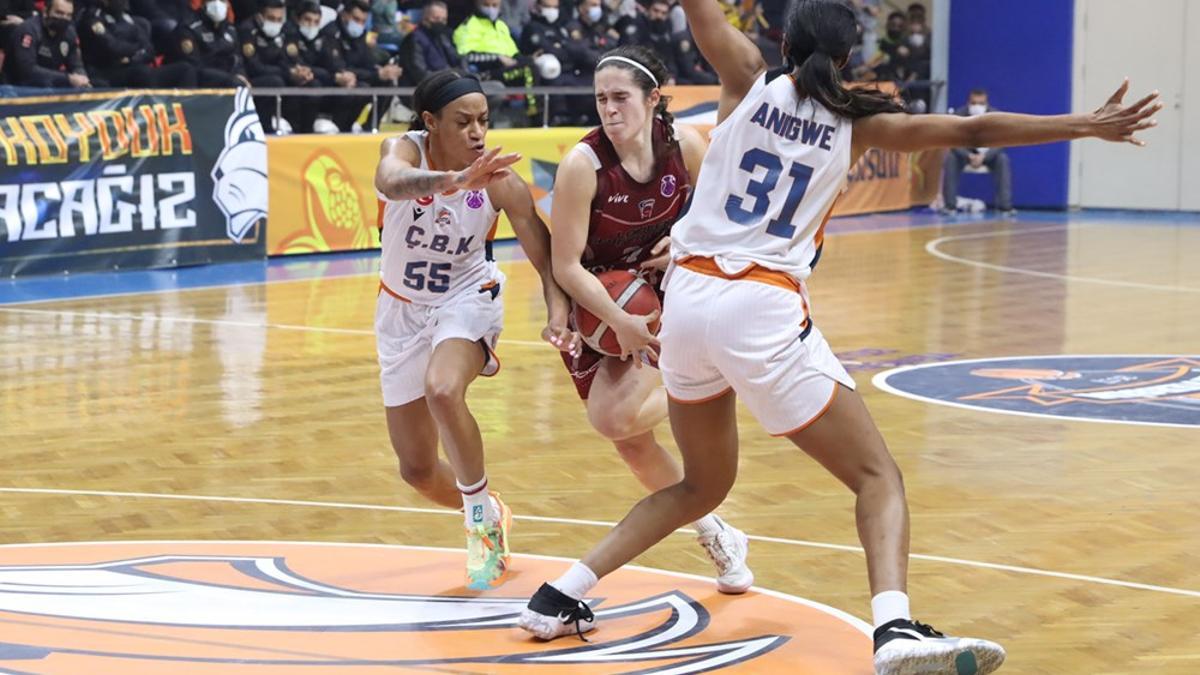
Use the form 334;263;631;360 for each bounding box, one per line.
724;148;814;239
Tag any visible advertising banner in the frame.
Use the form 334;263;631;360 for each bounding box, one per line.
0;88;267;277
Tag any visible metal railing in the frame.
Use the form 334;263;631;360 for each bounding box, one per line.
251;80;945;132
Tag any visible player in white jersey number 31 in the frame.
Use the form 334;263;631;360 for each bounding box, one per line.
518;2;1161;674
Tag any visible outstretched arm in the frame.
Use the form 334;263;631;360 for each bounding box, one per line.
490;172;579;356
853;79;1161;159
374;137;520;202
679;0;766;122
551;149;659;364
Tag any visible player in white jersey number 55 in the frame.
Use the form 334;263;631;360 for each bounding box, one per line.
518;2;1161;673
374;70;577;592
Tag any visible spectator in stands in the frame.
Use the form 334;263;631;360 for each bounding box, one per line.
500;0;530;41
907;2;926;28
0;0;34;59
167;0;250;87
400;0;460;84
871;10;908;80
628;0;714;85
321;0;399;130
78;0;198;88
942;89;1015;215
453;0;525;82
130;0;189;54
371;0;404;50
564;0;612;72
290;1;336;132
238;0;308;133
5;0;90;88
520;0;594;124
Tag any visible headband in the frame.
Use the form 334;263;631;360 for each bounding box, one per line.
596;56;659;88
426;77;485;113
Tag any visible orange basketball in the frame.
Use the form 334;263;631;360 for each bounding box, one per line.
573;270;661;357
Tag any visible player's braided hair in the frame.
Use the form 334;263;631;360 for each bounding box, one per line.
595;46;679;155
786;0;906;119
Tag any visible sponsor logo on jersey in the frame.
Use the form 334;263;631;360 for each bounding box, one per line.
638;198;656;219
0;542;871;673
874;355;1200;428
660;174;677;197
607;194;629;204
465;190;485;210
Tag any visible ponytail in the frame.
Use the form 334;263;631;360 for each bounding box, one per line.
795;51;904;120
786;0;906;120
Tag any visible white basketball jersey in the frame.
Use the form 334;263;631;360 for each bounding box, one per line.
378;131;502;304
672;69;852;282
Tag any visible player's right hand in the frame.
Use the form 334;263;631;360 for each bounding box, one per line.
455;147;522;191
613;311;661;368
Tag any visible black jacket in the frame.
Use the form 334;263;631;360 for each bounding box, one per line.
6;14;85;87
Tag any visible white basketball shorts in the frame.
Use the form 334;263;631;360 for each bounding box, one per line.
375;279;504;407
659;259;855;436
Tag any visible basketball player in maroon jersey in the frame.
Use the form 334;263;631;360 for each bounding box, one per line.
546;45;753;592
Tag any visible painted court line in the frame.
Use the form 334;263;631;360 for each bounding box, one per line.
1;486;1196;600
0;306;550;348
925;225;1200;293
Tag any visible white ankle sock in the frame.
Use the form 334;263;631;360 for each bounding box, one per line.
550;561;598;601
693;514;724;537
871;590;911;628
457;475;496;527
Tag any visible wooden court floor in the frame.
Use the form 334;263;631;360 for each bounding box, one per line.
1;211;1198;673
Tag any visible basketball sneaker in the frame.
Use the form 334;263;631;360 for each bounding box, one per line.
697;521;754;594
516;582;596;640
464;492;512;591
873;618;1006;675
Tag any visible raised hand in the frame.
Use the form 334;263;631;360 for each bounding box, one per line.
453;147;522;191
1088;79;1162;146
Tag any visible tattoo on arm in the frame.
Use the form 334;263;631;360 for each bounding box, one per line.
380;167;457;201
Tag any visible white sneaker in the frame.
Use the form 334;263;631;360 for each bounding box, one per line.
873;619;1006;675
697;522;754;594
517;583;596;641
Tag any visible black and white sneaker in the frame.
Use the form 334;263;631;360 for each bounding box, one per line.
873;618;1005;675
516;583;596;641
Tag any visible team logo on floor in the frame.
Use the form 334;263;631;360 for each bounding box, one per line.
874;356;1200;427
0;541;871;673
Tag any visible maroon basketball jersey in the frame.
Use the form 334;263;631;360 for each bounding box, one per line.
575;119;692;290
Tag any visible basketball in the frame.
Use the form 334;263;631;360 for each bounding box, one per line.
573;270;661;357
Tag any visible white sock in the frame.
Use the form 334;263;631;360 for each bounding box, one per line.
457;475;496;527
871;590;911;628
693;514;724;537
550;561;598;601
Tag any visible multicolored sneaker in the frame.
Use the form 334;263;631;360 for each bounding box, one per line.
873;618;1006;675
465;492;512;591
697;520;754;594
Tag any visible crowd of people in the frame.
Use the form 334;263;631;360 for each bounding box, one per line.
0;0;932;130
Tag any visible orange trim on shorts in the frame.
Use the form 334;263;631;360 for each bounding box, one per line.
478;280;499;292
770;382;839;437
479;340;502;378
378;281;413;303
677;256;801;294
667;386;734;405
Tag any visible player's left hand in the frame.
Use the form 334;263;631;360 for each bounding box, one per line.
542;322;582;358
639;236;671;272
1088;78;1161;146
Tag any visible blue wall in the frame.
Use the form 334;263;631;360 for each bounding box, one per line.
948;0;1075;208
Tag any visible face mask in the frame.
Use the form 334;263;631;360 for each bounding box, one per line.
106;0;129;13
540;7;559;23
887;26;902;39
205;0;227;23
299;24;320;40
908;32;925;48
46;16;70;33
426;20;447;34
586;5;601;22
649;18;667;33
968;104;987;116
261;19;284;38
344;19;366;38
480;6;500;20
